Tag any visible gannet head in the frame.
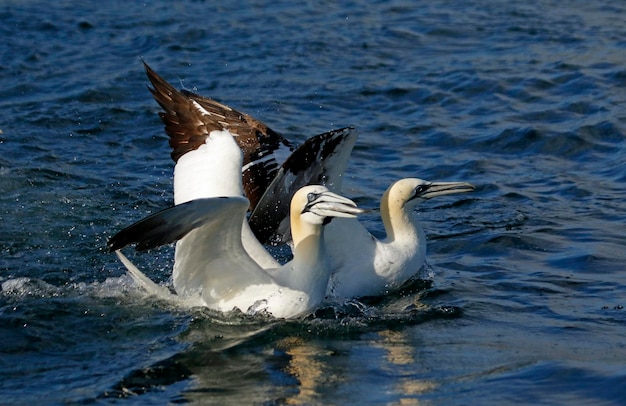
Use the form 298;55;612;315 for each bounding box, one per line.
293;185;364;226
388;178;475;209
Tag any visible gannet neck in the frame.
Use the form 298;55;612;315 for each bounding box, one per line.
289;231;327;299
380;181;423;244
288;191;326;291
290;211;323;251
275;185;362;295
380;178;475;244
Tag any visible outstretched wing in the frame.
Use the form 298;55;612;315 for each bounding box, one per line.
108;196;250;252
249;126;358;244
144;62;293;211
108;196;277;306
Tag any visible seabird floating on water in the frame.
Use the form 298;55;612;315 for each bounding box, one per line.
108;184;364;318
324;178;474;299
144;62;357;244
142;64;475;300
108;127;365;317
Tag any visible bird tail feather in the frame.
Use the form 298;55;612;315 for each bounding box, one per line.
114;250;178;302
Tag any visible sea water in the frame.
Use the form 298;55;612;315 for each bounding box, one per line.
1;1;625;404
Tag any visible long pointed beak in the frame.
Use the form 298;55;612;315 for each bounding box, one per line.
421;181;475;199
314;191;366;218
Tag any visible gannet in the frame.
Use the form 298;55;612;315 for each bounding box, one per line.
108;185;364;318
324;178;475;299
144;62;357;244
142;64;475;300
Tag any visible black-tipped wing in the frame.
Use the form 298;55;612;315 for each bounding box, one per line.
108;196;249;252
249;126;358;244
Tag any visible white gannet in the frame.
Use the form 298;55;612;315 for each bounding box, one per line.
324;178;474;299
142;64;475;300
108;185;364;318
144;62;357;244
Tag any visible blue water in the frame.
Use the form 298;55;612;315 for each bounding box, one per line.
2;0;625;404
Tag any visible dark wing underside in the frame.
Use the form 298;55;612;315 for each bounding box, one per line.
108;196;249;252
249;126;358;244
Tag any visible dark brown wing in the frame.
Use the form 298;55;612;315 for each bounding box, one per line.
144;62;293;210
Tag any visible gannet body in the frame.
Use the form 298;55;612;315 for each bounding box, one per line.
325;179;474;299
108;186;363;318
140;63;475;301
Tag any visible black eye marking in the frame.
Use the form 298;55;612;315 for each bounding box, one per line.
409;184;430;202
302;192;321;214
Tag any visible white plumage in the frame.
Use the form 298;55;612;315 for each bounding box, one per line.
324;178;474;299
172;127;279;269
112;64;476;312
109;130;364;318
